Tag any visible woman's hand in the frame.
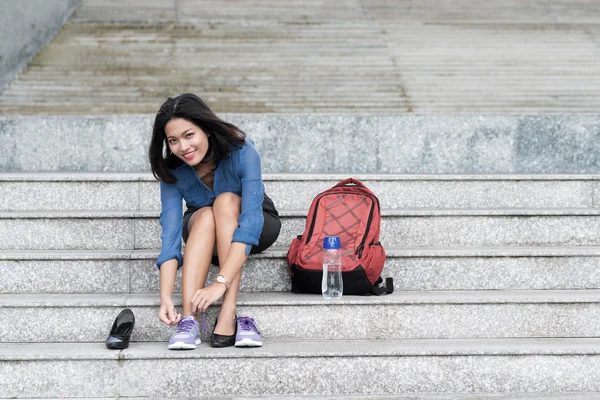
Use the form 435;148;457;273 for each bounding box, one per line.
191;282;227;313
158;298;181;326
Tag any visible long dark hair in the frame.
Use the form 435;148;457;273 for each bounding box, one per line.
149;94;246;183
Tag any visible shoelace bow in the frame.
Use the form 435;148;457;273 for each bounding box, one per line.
239;317;260;334
176;314;208;334
176;318;195;333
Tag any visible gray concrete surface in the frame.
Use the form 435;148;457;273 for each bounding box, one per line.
1;0;600;113
3;115;600;173
0;0;81;93
2;339;600;398
4;209;600;250
2;291;600;342
3;247;600;294
2;2;600;397
2;173;600;211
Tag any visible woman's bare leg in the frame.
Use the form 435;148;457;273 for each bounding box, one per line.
212;192;242;335
181;207;216;317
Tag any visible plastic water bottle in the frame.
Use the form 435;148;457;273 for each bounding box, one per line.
322;236;343;299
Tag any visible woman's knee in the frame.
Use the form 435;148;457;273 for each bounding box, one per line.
189;207;215;233
213;192;241;218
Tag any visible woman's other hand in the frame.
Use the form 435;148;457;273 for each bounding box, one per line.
191;282;227;313
159;298;181;326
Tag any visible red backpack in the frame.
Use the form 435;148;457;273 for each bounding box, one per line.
287;178;393;295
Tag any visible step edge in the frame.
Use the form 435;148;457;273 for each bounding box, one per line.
5;208;600;218
3;290;600;308
3;338;600;361
2;172;600;182
4;246;600;260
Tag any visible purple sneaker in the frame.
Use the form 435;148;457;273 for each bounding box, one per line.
235;316;263;347
168;316;201;350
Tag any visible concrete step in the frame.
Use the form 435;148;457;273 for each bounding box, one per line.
50;395;600;400
4;208;600;250
3;1;600;114
5;396;597;400
2;173;600;211
2;115;600;173
69;0;600;24
0;396;596;400
2;338;600;397
72;1;363;23
4;103;599;114
2;290;600;343
2;247;600;294
0;16;407;114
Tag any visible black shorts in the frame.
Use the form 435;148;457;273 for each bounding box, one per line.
181;193;281;266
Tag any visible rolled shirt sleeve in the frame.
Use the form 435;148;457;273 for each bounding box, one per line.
156;180;184;269
232;142;265;256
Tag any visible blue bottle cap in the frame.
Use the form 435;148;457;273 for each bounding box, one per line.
323;236;341;249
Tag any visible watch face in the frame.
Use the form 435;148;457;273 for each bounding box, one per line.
217;275;229;288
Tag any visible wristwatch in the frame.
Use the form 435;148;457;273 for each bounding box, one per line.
216;275;231;290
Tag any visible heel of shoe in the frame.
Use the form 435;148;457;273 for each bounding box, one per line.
106;309;135;350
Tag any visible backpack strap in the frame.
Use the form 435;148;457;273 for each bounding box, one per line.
333;178;366;188
369;277;394;296
333;178;379;201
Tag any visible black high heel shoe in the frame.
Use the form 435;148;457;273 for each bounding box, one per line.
210;315;237;348
106;309;135;349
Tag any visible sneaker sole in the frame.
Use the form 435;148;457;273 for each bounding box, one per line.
168;338;201;350
235;338;263;347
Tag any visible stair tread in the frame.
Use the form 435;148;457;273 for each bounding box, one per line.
101;394;600;400
5;208;600;218
3;290;600;308
2;171;600;181
4;245;600;260
3;338;600;361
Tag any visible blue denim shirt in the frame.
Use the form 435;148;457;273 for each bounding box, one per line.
156;139;264;269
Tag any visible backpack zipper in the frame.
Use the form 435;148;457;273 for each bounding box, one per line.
355;199;375;259
305;195;325;244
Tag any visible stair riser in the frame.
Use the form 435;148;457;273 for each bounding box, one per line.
1;360;115;398
0;258;291;294
3;115;600;173
2;303;599;342
1;179;597;211
2;355;600;398
3;215;600;250
2;256;600;294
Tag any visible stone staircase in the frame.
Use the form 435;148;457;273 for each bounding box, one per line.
3;0;600;114
2;0;600;395
2;157;600;397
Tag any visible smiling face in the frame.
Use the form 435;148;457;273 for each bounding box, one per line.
165;118;210;167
